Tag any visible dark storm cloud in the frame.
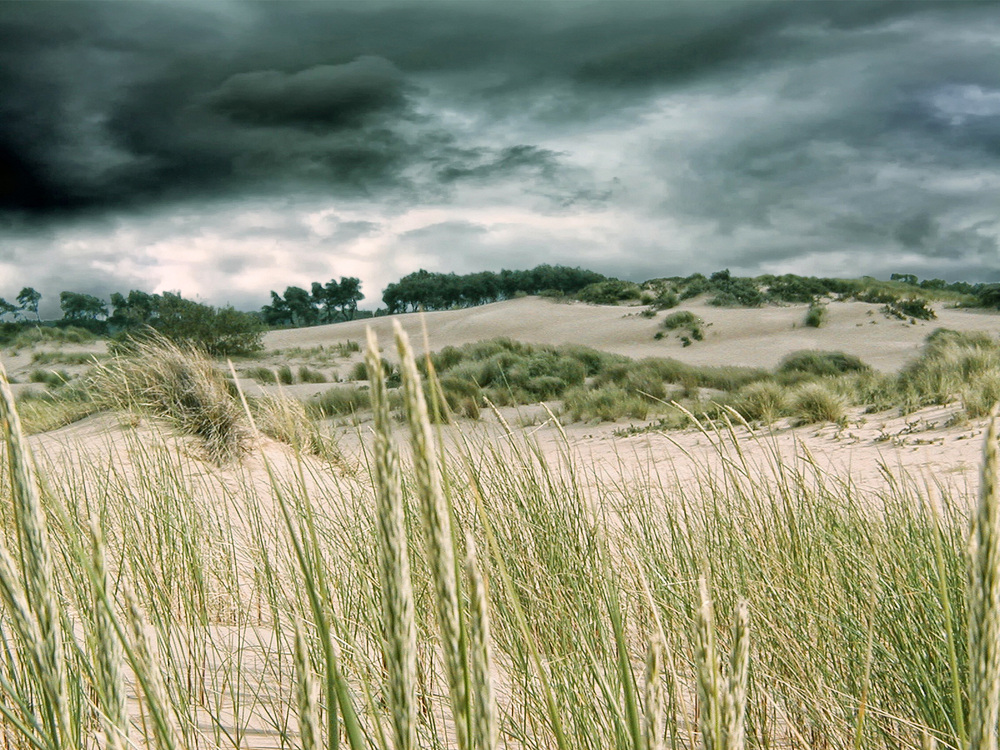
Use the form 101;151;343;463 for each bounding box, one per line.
1;0;1000;304
204;57;407;129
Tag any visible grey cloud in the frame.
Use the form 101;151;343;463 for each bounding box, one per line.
205;57;408;129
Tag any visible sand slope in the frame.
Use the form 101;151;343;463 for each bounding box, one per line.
265;297;1000;372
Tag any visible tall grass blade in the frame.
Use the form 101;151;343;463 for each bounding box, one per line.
968;409;1000;750
393;321;470;750
366;330;418;750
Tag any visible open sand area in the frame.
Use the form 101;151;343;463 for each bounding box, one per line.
5;295;998;499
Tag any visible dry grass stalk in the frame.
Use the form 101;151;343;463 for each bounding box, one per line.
88;517;128;750
293;616;320;750
695;577;750;750
0;364;72;748
695;577;724;750
465;534;498;750
366;329;418;750
123;584;178;750
393;321;469;750
968;409;1000;750
645;632;666;750
725;601;750;750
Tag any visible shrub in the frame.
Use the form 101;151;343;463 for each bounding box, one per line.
897;329;1000;410
576;280;643;305
790;382;845;424
804;303;827;328
662;311;700;330
350;361;369;381
884;298;936;321
7;325;96;351
652;290;679;310
733;381;788;424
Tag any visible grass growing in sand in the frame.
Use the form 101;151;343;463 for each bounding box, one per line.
0;324;999;750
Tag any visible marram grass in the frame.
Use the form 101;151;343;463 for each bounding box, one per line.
2;347;1000;749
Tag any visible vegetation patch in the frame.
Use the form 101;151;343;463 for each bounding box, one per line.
804;302;827;328
777;350;870;380
789;382;845;424
93;336;251;463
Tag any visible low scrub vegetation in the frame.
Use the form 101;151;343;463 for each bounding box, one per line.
2;326;1000;750
804;301;827;327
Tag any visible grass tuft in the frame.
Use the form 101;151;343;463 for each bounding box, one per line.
93;335;249;463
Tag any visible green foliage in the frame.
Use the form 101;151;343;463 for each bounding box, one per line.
789;382;845;424
308;386;372;417
263;277;365;326
884;298;936;321
575;280;643;305
896;329;1000;413
297;366;327;384
661;311;700;330
276;365;294;385
110;291;264;356
804;302;826;328
382;264;607;313
4;325;95;350
59;291;108;322
733;381;788;424
778;350;870;380
28;369;70;388
244;366;277;384
562;384;649;421
660;310;705;343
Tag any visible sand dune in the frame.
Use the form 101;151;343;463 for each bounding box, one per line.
265;296;1000;372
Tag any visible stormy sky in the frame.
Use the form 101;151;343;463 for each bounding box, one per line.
2;1;999;316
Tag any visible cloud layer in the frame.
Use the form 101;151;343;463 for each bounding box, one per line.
1;1;998;315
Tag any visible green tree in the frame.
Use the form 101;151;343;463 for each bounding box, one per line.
59;291;108;321
16;287;41;322
328;276;364;321
0;298;16;322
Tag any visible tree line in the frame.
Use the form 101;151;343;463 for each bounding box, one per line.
381;265;608;313
260;277;364;327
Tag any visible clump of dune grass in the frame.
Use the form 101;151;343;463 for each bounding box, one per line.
28;368;71;388
15;383;101;434
243;365;277;384
789;381;844;424
7;325;95;352
307;385;372;417
276;364;294;385
732;380;787;424
896;329;1000;414
92;335;249;463
297;365;327;384
804;301;827;328
563;383;649;421
31;351;102;366
962;373;1000;419
250;393;337;458
778;349;870;381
